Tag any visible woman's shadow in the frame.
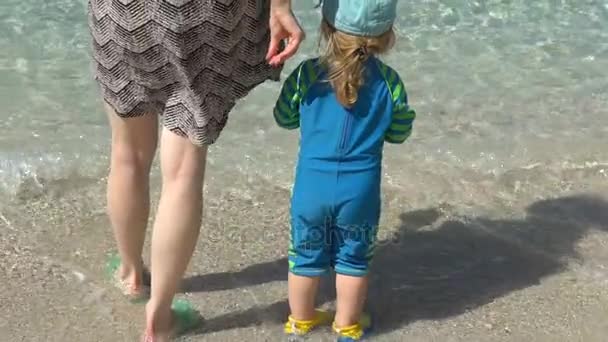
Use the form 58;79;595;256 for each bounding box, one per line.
182;194;608;335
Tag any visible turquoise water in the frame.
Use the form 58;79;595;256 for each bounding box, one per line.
0;1;607;209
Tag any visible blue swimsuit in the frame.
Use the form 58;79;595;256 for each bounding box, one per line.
274;57;415;277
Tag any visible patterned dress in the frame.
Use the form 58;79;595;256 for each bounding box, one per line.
88;0;281;145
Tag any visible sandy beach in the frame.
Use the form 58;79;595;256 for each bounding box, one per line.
2;166;608;342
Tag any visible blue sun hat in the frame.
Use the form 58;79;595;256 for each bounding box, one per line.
321;0;398;37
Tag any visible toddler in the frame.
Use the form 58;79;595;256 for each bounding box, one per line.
273;0;415;340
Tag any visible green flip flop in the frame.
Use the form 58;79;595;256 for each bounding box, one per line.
171;298;204;336
141;299;203;341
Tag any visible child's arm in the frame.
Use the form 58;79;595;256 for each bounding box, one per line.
273;63;303;130
384;71;416;144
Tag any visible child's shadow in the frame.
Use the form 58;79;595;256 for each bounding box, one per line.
183;194;608;336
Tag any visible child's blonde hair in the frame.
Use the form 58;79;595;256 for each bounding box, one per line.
320;20;395;108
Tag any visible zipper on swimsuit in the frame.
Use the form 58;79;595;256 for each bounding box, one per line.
338;112;352;152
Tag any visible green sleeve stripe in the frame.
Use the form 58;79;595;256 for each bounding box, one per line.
375;60;415;140
304;60;317;84
295;62;306;95
282;76;301;109
273;107;298;124
277;99;295;118
292;93;302;107
279;92;294;108
299;82;308;97
379;62;389;78
388;123;413;132
394;108;416;120
387;68;397;86
385;130;412;143
281;82;297;100
392;118;414;126
273;108;290;124
375;60;409;106
292;63;306;96
294;60;320;105
386;126;412;136
273;110;299;129
287;73;298;93
392;82;404;102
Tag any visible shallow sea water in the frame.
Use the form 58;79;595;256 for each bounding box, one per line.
0;0;606;210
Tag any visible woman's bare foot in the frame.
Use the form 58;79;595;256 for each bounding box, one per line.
142;299;202;341
107;253;150;300
108;254;151;300
143;302;173;342
117;263;147;295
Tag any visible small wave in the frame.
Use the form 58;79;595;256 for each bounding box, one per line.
0;151;107;200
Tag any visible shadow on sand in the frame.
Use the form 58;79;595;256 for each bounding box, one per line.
181;194;608;335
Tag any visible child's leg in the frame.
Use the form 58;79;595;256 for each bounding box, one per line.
286;173;335;334
285;217;333;334
335;274;368;327
333;212;379;337
333;176;380;332
286;223;330;322
288;273;320;320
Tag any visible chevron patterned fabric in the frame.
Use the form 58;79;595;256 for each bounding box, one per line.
88;0;282;145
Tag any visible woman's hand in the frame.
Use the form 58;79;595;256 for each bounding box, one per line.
266;0;304;66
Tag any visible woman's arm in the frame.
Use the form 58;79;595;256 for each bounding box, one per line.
270;0;291;10
266;0;305;66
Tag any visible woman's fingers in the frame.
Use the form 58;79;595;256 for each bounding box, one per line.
272;28;304;65
266;10;304;66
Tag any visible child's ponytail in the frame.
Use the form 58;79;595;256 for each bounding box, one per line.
320;20;395;108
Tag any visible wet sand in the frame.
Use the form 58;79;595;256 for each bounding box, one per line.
1;169;608;342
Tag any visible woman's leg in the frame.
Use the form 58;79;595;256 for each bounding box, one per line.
144;127;207;340
106;105;158;292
